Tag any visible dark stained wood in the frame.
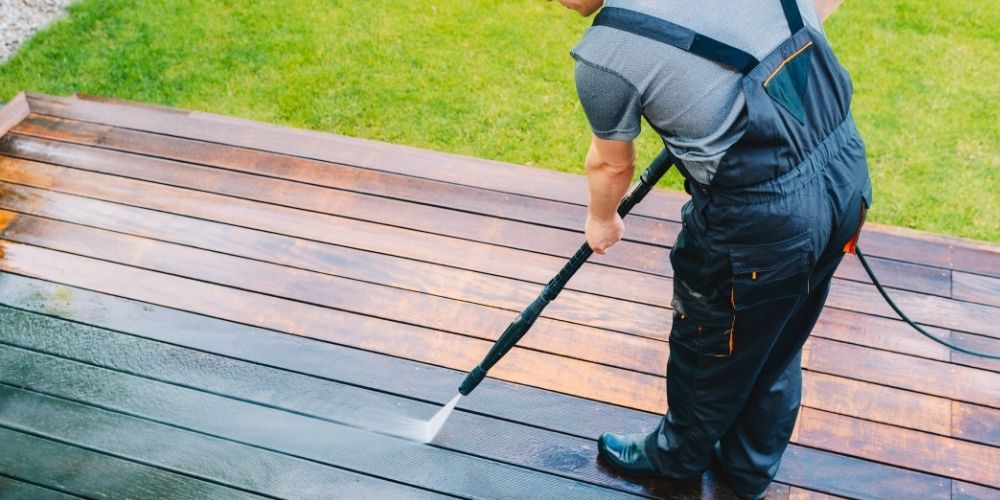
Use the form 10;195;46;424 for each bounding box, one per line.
824;278;1000;340
7;119;678;251
4;118;971;299
802;337;1000;409
2;93;998;498
0;181;978;376
4;135;994;339
0;384;516;500
802;371;952;436
4;235;997;481
0;426;264;500
857;222;1000;279
5;133;992;342
953;402;1000;447
0;155;671;307
0;308;731;499
0;240;666;410
0;282;960;499
834;253;952;298
0;212;668;373
0;346;638;499
811;306;952;362
954;271;1000;308
953;480;1000;500
774;445;951;500
27;92;1000;278
787;487;847;499
0;216;986;439
950;331;1000;373
0;93;30;139
0;475;81;500
796;407;1000;488
0;272;663;446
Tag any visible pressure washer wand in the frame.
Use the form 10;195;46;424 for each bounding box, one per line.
458;150;675;396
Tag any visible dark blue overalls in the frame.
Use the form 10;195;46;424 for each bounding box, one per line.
594;2;872;496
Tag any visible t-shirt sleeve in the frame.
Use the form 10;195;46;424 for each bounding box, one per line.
573;58;642;141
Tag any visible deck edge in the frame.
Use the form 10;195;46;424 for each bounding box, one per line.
0;93;30;139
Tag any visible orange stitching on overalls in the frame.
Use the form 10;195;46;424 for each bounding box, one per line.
763;40;814;88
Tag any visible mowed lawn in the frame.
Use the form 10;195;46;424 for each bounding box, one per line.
0;0;996;242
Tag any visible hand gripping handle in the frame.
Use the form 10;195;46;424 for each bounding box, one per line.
458;150;674;396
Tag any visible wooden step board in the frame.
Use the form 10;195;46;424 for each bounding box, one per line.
0;92;996;499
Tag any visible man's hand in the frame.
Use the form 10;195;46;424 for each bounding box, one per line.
584;136;635;254
586;213;625;255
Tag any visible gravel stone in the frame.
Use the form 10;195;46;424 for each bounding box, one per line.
1;0;75;63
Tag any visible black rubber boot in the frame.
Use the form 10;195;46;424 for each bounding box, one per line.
597;433;658;475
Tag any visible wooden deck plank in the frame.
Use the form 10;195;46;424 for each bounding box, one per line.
0;475;81;500
6;116;964;298
0;212;666;372
802;372;951;436
0;216;988;438
3;144;993;348
954;271;1000;308
6;121;677;253
0;426;263;500
2;138;995;340
787;487;847;500
0;223;968;443
0;347;629;500
953;402;1000;448
953;480;1000;500
4;148;1000;350
0;181;982;374
0;93;30;139
0;155;669;307
950;332;1000;372
0;278;957;499
8;236;996;482
27;92;1000;278
0;181;668;342
0;385;449;499
0;241;665;409
796;407;1000;488
0;306;734;499
2;93;998;496
802;337;1000;409
1;122;969;303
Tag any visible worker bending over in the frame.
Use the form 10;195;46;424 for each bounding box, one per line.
549;1;871;498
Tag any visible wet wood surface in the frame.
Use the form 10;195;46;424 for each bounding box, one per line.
0;93;997;499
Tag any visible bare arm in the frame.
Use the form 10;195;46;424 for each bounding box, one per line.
813;0;842;22
584;136;635;254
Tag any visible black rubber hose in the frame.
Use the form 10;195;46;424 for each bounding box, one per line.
458;149;675;396
855;247;999;359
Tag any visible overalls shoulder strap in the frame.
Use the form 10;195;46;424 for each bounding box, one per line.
591;0;807;75
779;0;805;33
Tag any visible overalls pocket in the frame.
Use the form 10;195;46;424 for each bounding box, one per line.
670;287;736;358
728;230;813;312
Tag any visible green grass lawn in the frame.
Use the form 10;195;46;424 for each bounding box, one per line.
1;0;996;242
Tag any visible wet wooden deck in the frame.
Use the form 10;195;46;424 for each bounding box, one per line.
0;92;997;499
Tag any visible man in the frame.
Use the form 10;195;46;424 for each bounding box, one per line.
549;1;872;498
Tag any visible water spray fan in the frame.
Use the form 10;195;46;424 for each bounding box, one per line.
458;150;675;397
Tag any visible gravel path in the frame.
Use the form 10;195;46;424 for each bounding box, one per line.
1;0;75;63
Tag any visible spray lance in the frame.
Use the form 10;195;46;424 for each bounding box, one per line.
456;145;1000;399
458;149;675;397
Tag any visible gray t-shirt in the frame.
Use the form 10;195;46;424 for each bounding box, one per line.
571;0;822;185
